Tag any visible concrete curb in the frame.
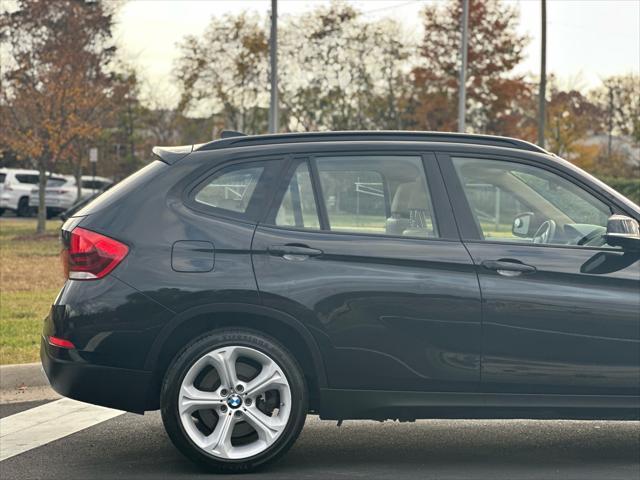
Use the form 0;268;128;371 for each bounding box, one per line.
0;362;49;391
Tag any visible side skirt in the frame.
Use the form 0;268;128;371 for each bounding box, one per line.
319;389;640;421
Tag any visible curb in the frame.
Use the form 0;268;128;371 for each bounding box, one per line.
0;362;49;391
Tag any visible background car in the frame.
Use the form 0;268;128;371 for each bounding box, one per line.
0;168;60;217
29;175;113;218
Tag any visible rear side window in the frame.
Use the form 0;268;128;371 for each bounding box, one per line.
194;166;263;213
15;174;39;184
188;159;285;222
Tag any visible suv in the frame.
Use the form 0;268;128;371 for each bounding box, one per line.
41;131;640;473
28;175;113;218
0;168;55;217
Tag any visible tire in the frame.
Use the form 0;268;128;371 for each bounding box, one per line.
0;208;5;216
46;208;57;219
161;329;308;473
16;197;30;217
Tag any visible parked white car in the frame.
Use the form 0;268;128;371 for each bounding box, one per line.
28;175;113;218
0;168;66;217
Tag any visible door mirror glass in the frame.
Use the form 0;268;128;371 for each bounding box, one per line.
512;212;535;237
605;215;640;249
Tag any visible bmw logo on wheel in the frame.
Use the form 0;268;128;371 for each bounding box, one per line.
226;394;243;409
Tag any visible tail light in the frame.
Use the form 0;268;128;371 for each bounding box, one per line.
62;227;129;280
48;336;75;349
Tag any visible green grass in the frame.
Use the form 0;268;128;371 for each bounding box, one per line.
0;219;63;364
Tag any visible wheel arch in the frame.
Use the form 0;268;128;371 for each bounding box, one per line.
144;303;327;411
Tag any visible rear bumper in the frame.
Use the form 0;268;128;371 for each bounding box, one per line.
40;336;152;413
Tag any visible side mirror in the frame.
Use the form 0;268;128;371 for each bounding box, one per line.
512;212;535;237
605;214;640;250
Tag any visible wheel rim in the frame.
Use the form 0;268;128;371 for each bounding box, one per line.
178;345;292;460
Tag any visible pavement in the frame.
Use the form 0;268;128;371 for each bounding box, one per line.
0;363;639;479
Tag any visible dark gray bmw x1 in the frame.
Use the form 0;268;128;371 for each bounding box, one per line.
41;131;640;473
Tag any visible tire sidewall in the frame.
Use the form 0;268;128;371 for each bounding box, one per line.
161;329;308;473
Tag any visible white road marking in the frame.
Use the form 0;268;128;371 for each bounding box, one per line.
0;398;124;461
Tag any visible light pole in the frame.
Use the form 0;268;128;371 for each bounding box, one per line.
268;0;278;134
458;0;469;133
538;0;547;148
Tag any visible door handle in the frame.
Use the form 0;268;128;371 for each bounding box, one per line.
481;259;536;277
268;244;323;261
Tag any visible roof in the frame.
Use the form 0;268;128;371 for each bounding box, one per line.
195;130;548;154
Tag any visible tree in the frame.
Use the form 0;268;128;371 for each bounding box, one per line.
545;87;601;159
0;0;118;232
279;4;413;131
175;12;270;134
174;3;412;133
410;0;529;134
591;74;640;147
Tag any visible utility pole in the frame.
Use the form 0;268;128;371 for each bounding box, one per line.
537;0;547;148
457;0;469;133
268;0;278;134
607;83;614;159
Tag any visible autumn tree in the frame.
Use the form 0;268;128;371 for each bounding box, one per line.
411;0;530;134
0;0;118;232
545;87;601;160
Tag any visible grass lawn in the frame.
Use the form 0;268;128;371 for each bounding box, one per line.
0;219;63;364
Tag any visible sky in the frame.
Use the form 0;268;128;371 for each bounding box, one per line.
114;0;640;108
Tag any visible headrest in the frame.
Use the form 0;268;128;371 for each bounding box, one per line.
392;181;430;212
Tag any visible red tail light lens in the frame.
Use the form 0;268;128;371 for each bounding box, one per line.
48;336;75;349
65;227;129;280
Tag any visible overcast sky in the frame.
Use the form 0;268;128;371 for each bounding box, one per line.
114;0;640;107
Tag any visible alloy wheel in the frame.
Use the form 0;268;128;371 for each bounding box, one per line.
177;345;292;460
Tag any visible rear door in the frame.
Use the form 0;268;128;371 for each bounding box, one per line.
439;152;640;395
252;151;482;393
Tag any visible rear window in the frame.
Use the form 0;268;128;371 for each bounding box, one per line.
74;161;167;217
15;174;39;184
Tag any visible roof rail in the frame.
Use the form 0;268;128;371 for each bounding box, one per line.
195;131;548;154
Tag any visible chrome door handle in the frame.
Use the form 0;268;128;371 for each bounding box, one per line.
481;260;536;277
268;245;323;261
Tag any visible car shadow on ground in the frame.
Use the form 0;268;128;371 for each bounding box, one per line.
2;413;639;480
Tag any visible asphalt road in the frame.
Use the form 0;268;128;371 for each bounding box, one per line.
1;400;639;480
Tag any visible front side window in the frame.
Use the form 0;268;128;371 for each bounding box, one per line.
194;165;264;214
452;157;612;247
316;156;439;238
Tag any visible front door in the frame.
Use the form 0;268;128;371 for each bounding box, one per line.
252;152;482;392
441;153;640;395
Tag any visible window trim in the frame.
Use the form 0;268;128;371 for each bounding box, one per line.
436;151;619;248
